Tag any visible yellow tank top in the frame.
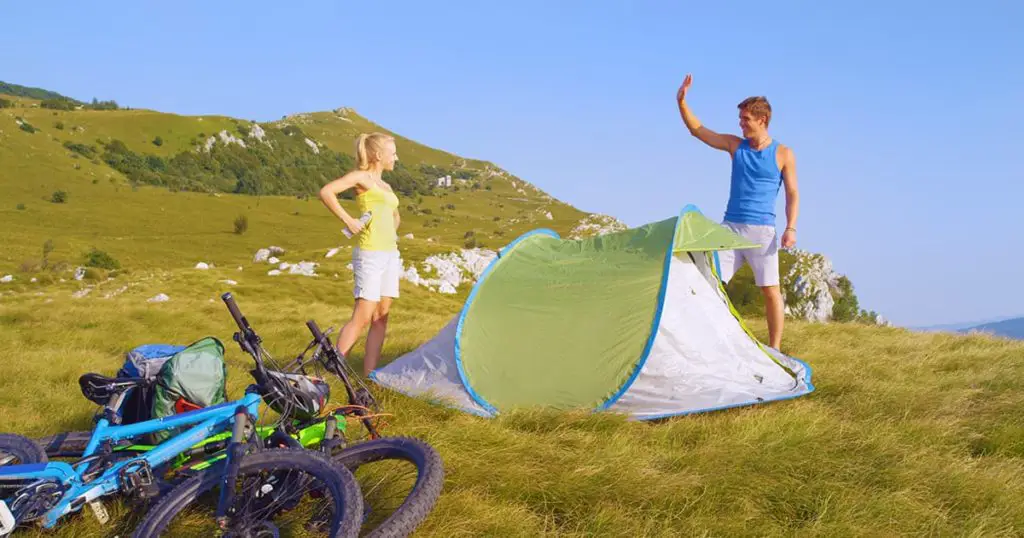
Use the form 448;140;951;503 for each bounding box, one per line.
355;186;400;251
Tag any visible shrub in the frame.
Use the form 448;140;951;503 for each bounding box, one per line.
50;190;68;203
40;98;76;111
54;121;64;130
19;121;37;134
83;248;120;270
152;136;163;146
82;267;104;281
16;203;25;210
63;141;97;159
0;98;11;108
233;214;249;235
41;239;55;269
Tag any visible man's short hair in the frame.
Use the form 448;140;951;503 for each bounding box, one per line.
738;96;771;127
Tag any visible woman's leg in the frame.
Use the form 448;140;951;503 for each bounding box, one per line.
362;250;401;376
363;297;392;376
335;298;378;358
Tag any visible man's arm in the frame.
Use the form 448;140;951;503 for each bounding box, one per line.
780;146;799;248
676;74;741;154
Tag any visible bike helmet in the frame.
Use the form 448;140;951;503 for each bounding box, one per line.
261;370;331;421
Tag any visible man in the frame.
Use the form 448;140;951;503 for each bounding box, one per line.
676;73;799;351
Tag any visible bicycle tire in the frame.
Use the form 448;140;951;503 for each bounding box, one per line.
332;437;444;538
131;447;364;537
0;433;47;465
36;431;92;458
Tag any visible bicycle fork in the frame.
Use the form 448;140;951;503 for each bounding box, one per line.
214;406;251;530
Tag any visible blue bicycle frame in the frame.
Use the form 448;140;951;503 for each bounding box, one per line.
0;390;262;529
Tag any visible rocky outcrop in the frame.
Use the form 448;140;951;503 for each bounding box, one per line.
569;214;628;239
782;249;838;323
780;249;886;325
400;248;497;294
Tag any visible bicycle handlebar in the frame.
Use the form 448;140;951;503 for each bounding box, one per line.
221;292;247;333
306;320;325;341
221;292;266;376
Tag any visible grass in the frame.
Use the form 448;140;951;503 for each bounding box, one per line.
4;90;1024;537
2;273;1024;536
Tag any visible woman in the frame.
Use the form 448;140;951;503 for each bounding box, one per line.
318;132;401;376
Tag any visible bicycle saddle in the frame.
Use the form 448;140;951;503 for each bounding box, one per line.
78;373;149;406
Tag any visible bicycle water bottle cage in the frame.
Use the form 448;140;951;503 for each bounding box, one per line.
78;373;148;406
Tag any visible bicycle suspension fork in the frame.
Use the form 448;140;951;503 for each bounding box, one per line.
215;406;251;529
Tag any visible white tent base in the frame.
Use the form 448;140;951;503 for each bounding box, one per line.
370;253;813;420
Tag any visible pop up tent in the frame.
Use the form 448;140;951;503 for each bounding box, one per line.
370;205;814;420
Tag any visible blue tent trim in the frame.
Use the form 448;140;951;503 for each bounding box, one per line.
596;206;696;411
452;228;561;416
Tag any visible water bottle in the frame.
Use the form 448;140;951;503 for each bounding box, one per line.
342;212;372;238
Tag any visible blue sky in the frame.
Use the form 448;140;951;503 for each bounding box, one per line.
2;1;1021;327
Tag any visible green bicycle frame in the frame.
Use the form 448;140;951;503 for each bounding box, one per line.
107;413;346;474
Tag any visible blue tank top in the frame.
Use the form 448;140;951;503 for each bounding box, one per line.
724;139;783;225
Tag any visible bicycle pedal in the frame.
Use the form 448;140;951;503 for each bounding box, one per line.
119;461;160;500
88;500;110;525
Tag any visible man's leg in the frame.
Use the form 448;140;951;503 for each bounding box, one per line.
747;225;784;349
762;286;784;349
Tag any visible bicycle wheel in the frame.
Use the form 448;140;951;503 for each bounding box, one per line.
330;437;444;538
0;433;47;466
36;431;91;458
132;447;364;537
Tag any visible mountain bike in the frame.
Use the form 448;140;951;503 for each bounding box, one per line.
35;292;444;538
0;300;366;536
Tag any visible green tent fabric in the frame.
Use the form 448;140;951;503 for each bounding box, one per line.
459;218;673;411
372;205;815;420
150;336;228;442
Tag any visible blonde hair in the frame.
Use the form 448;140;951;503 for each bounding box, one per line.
737;96;772;127
355;132;395;170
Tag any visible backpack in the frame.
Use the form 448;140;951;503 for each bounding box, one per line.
148;336;229;443
116;344;187;425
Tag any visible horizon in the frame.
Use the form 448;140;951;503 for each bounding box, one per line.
2;1;1021;328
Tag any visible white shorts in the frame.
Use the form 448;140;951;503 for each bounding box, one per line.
352;248;401;302
715;221;780;287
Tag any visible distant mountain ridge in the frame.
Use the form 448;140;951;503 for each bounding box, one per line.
960;317;1024;340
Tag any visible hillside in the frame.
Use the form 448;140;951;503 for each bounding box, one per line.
0;81;79;102
0;90;606;280
0;81;876;324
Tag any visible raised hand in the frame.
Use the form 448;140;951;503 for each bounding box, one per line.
676;73;692;102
